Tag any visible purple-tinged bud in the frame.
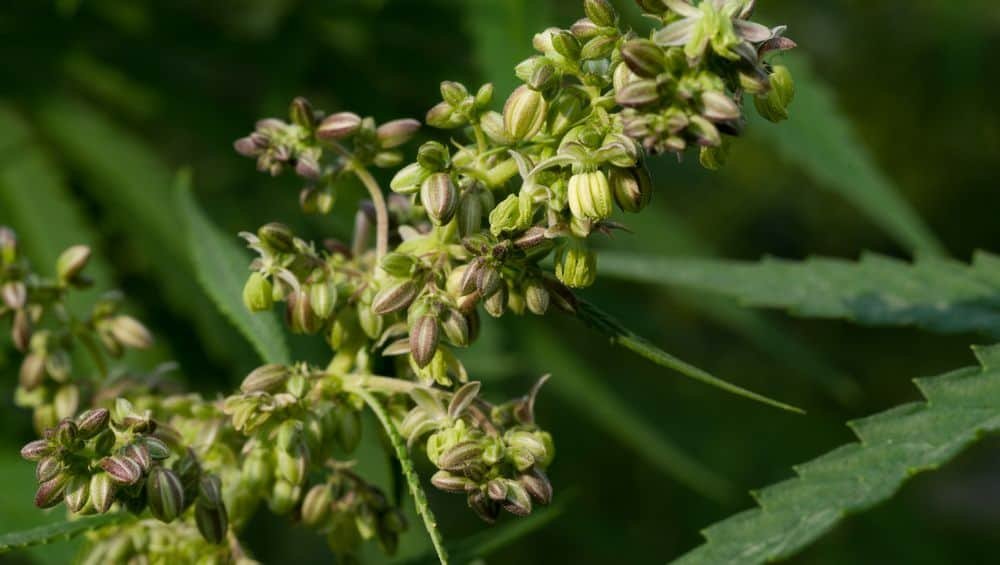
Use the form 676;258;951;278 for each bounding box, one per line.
486;479;507;501
476;265;502;298
503;86;548;142
258;222;295;252
701;91;741;122
616;79;659;107
468;490;500;523
241;363;289;394
519;468;553;504
12;307;31;351
55;419;78;446
376;119;421;149
147;466;185;522
123;443;152;472
294;153;320;180
513;227;548;250
76;408;110;439
195;500;229;544
431;471;476;493
1;281;25;309
64;474;90;513
36;456;62;482
316;112;362;140
56;245;91;283
584;0;617;27
289;97;315;130
35;473;70;509
459;258;484;295
610;165;653;213
409;315;440;369
621;38;665;78
233;136;261;157
21;439;52;462
524;279;550;315
301;484;333;527
99;455;143;486
287;290;321;334
570;18;600;40
437;441;484;472
89;472;115;513
420;173;459;226
372;280;419;315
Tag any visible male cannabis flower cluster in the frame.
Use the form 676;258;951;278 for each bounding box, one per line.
3;1;795;562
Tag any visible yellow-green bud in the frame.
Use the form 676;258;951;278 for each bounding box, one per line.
243;272;273;312
390;162;431;194
568;170;613;221
56;245;91;284
755;65;795;122
503;86;548;142
555;238;597;289
584;0;617;27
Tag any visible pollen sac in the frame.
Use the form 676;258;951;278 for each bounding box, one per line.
567;170;613;221
555;238;597;289
420;173;459;226
503;86;548;142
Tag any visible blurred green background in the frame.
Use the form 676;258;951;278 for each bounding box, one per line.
1;0;999;563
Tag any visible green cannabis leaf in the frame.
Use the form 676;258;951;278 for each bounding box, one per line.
0;514;130;554
674;343;1000;564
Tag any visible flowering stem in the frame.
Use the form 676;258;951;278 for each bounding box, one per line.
350;164;389;262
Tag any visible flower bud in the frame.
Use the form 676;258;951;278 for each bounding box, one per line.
688;115;722;147
335;409;362;453
440;308;470;347
547;89;588;137
457;190;484;237
196;500;228;544
620;38;664;79
18;353;45;390
55;419;78;446
526;60;557;91
147;467;184;522
486;478;507;501
615;79;659;107
426;101;463;129
197;474;223;509
584;0;617;27
484;286;507;318
551;30;581;60
440;81;469;106
108;315;153;349
488;194;524;236
702;91;741;122
288;290;322;334
755;65;795;122
241;363;289;393
700;140;731;170
570;17;600;40
100;455;143;486
11;309;31;352
580;34;616;60
123;443;152;472
64;474;90;513
143;436;171;460
479;111;512;145
57;245;91;283
568;170;613;221
308;280;337;319
36;456;62;482
258;222;295;252
1;281;25;309
381;253;417;278
90;472;115;513
430;470;475;493
503;86;548;142
501;480;533;516
21;439;52;462
420;173;459;226
519;468;553;504
76;408;110;439
376;118;420;148
610;165;653;213
390;162;431;194
409;315;440;369
468;490;500;523
473;83;494;109
372;279;419;315
301;484;333;527
524;279;550;315
555;238;597;288
243;272;274;312
35;473;70;509
416;141;449;171
317;112;362;140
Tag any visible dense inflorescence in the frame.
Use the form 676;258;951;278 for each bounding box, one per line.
3;1;794;563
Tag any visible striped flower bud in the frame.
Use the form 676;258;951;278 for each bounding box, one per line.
527;60;557;91
486;478;508;501
479;111;512;145
476;265;503;299
241;363;289;393
317;112;362;140
416;141;449;171
616;79;659;107
524;279;550;315
143;436;171;460
420;173;458;226
437;441;484;471
474;82;494;109
409;315;440;369
688;115;722;147
570;17;600;40
196;500;229;544
551;30;581;60
257;222;295;252
621;38;665;78
288;290;321;334
547;89;588;137
755;65;795;123
457;190;484;237
123;443;152;472
56;245;91;283
390;162;431;194
76;408;110;439
503;86;548;142
19;353;45;390
440;308;470;347
55;419;78;447
501;480;533;516
21;439;52;462
372;279;419;315
568;170;613;221
36;456;62;482
376;118;420;148
519;468;553;505
64;474;90;513
610;166;653;213
89;472;115;513
458;258;484;296
468;490;500;524
555;238;597;289
702;91;741;122
1;281;25;309
440;81;469;106
107;315;153;349
147;467;185;522
426;101;464;129
431;470;476;493
243;272;274;312
35;473;70;509
580;34;616;60
301;484;333;527
100;455;143;486
584;0;616;27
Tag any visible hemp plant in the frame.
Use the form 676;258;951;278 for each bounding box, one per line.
2;1;799;563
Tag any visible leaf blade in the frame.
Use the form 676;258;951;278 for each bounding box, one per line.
0;513;130;554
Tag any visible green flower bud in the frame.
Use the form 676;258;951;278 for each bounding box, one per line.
390;162;431;195
416;141;449;171
440;308;470;347
503;86;548;142
568;170;613;221
381;252;417;278
276;444;309;486
35;473;70;509
420;173;459;226
317;112;362;140
55;419;78;447
621;38;664;78
376;118;420;148
122;442;152;472
409;315;440;369
526;60;558;91
584;0;617;27
0;226;16;264
373;150;403;168
440;81;469;106
474;83;494;109
755;65;795;122
484;286;507;318
610;166;653;213
143;436;171;460
688;115;722;147
547;89;589;137
551;30;581;60
56;245;91;283
358;301;384;339
555;238;597;289
53;385;79;420
702;91;741;122
426;101;464;129
489;194;523;236
457;190;484;237
524;279;550;315
700;138;732;170
308;280;337;319
570;17;600;40
289;97;315;130
501;479;533;516
241;363;289;393
195;500;229;544
89;472;115;513
243;272;274;312
372;279;419;316
336;409;362;453
147;466;184;522
269;479;301;515
301;484;333;527
46;350;72;383
258;222;295;252
437;441;484;472
580;34;617;61
288;290;322;334
615;79;659;107
65;474;90;513
479;111;513;145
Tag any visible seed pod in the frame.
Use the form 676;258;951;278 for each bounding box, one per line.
198;474;224;509
584;0;616;26
376;118;420;148
36;456;62;482
550;30;581;60
503;86;548;142
195;499;229;545
55;419;78;447
64;474;90;513
317;112;362;140
519;468;553;504
243;272;274;312
1;281;25;309
430;470;475;493
458;258;484;296
89;472;115;513
570;17;600;40
527;60;557;91
269;479;300;515
440;308;470;347
12;309;31;352
501;480;533;516
484;286;507;318
555;238;597;289
420;173;458;226
56;245;91;283
257;222;295;252
35;473;70;509
390;162;431;194
21;439;52;462
109;315;153;349
409;315;440;369
76;408;110;439
621;38;665;78
240;364;289;393
372;279;418;315
416;141;449;172
755;65;795;123
99;456;142;486
610;165;653;213
301;484;333;527
702;91;741;122
147;467;185;522
92;430;115;456
524;279;550;315
567;170;613;221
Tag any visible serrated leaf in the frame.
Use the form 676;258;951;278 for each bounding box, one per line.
599;251;1000;338
574;300;804;414
0;513;129;554
518;323;734;501
673;343;1000;564
750;53;943;256
175;171;289;365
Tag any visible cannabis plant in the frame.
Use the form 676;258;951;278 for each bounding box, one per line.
2;0;994;564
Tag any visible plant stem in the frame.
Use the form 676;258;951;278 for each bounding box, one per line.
350;164;390;262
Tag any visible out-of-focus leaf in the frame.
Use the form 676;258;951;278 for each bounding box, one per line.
62;53;161;120
175;171;290;365
574;300;805;414
518;324;735;500
0;513;128;555
0;448;80;563
598;252;1000;338
465;0;554;101
750;54;944;256
674;343;1000;564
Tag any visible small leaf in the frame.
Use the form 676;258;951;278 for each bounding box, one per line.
0;513;130;554
573;300;805;414
174;171;290;365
